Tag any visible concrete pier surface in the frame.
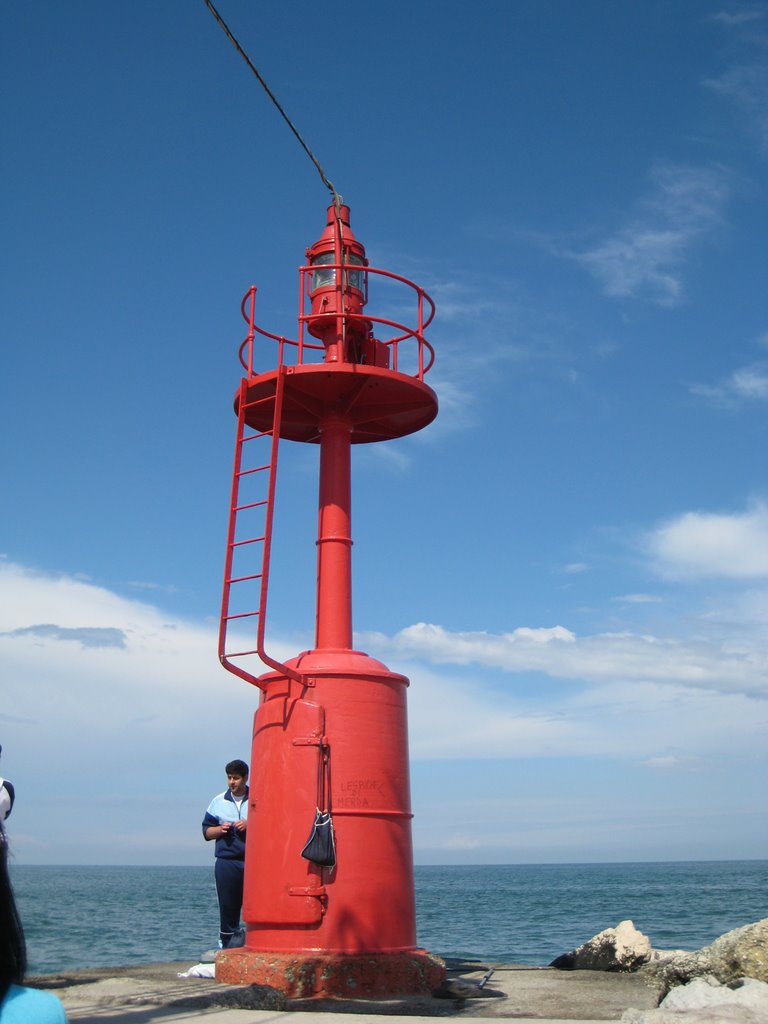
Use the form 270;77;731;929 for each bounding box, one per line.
28;958;665;1023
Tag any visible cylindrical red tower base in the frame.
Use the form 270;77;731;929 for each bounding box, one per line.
215;948;445;998
214;647;445;996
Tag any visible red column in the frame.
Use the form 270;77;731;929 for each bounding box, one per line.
315;413;353;650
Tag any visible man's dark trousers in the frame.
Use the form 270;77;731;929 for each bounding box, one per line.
215;857;244;947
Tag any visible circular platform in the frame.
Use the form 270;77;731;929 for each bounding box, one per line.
237;363;438;443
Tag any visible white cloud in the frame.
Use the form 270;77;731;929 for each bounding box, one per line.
648;502;768;580
704;586;768;628
708;69;768;146
640;755;687;769
3;557;767;865
124;580;181;594
705;8;768;152
708;9;765;27
691;360;768;405
362;442;413;472
441;834;484;850
398;655;768;770
572;164;730;305
730;364;768;398
612;593;663;604
428;278;506;323
359;620;767;699
0;560;276;862
427;377;477;434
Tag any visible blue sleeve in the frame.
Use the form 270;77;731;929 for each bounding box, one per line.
202;810;219;838
1;985;68;1023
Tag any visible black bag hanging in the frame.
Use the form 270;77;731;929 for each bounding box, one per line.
300;808;336;867
301;741;336;868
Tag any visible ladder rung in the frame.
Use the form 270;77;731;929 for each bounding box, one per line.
237;466;270;477
242;395;275;410
231;535;265;548
234;500;268;512
226;572;263;584
241;430;271;443
226;648;259;657
223;610;259;622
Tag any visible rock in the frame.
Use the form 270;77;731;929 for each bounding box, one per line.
662;975;768;1011
621;975;768;1022
642;918;768;989
648;948;689;962
550;920;653;972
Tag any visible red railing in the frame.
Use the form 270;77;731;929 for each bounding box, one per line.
222;263;436;688
238;264;435;379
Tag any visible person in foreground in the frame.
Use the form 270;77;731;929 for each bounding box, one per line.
0;836;68;1023
0;745;15;833
202;759;249;949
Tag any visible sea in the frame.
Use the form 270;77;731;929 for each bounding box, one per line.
11;861;768;976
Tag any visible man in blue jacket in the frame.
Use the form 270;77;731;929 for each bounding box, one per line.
202;759;249;949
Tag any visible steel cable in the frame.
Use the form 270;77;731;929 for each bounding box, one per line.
203;0;340;203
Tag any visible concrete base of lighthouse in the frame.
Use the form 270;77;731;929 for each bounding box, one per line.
215;947;445;998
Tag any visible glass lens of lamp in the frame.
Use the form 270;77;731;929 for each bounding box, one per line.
310;252;336;292
345;253;365;292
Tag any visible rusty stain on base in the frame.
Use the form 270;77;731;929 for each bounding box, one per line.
215;948;446;999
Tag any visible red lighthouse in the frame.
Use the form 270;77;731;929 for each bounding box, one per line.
215;203;445;998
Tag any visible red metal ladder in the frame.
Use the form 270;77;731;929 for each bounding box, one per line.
219;369;301;687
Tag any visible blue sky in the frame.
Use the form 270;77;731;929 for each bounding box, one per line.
1;1;766;866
